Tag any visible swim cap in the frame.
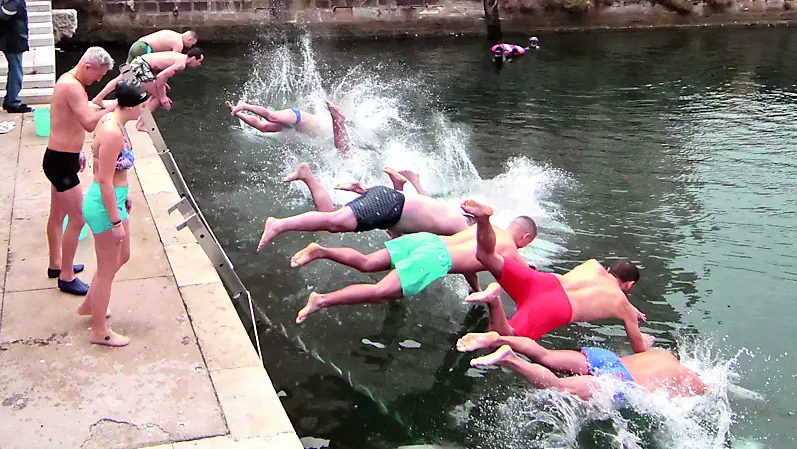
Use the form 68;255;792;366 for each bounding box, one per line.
530;36;539;43
116;79;149;107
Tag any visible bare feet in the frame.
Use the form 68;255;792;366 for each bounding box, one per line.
296;292;324;324
456;331;500;352
398;169;426;195
471;345;515;367
90;328;130;347
334;181;366;194
283;162;313;183
290;243;325;268
325;100;345;123
76;301;111;318
257;217;281;252
463;282;502;305
225;99;247;115
383;167;408;191
460;199;494;219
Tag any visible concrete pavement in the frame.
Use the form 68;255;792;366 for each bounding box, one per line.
0;109;303;449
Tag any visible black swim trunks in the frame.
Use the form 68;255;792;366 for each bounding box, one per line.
42;148;81;192
345;186;405;232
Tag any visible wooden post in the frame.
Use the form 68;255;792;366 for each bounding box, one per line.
483;0;501;38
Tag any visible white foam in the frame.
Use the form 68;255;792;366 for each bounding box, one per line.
236;35;573;269
466;337;745;449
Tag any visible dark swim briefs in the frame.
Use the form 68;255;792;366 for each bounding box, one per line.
345;186;405;232
42;148;81;192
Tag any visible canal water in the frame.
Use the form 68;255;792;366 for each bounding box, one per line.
59;26;796;448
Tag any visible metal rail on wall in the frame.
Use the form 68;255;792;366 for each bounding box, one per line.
120;64;264;362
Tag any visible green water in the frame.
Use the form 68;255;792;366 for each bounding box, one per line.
59;26;796;448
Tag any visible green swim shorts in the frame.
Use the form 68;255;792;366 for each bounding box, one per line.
384;232;452;296
127;40;153;63
83;182;129;234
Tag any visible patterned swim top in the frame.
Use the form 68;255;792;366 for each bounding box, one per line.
97;116;135;171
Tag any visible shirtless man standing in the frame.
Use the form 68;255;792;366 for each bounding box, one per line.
44;47;117;295
92;49;204;128
226;99;351;153
288;199;536;324
458;201;652;353
126;29;198;63
256;164;470;250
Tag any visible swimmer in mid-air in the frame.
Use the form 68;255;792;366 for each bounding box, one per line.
288;199;537;324
492;36;540;63
458;200;652;352
257;164;472;250
225;99;353;154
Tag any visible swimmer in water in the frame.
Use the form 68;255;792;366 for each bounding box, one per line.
257;164;473;250
491;36;540;63
225;99;353;154
460;339;706;400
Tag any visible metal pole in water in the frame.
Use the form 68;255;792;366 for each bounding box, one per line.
484;0;502;39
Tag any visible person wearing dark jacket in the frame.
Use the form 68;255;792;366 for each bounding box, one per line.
0;0;31;113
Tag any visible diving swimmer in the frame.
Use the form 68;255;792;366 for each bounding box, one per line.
257;164;471;250
289;199;536;324
226;99;353;154
461;200;653;353
460;337;705;400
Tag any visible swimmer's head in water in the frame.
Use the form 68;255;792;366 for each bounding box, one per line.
115;78;149;108
530;36;540;48
508;215;538;248
607;259;639;294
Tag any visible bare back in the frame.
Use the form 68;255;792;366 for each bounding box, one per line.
622;349;706;397
141;30;183;53
140;52;187;73
561;259;632;323
393;195;471;236
443;226;521;273
48;74;89;153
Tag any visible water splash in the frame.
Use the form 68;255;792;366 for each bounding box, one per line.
464;336;744;449
233;35;572;266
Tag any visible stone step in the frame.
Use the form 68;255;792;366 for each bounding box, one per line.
0;73;55;89
26;1;52;12
0;47;55;76
29;33;54;48
1;87;54;105
29;21;53;35
28;10;51;23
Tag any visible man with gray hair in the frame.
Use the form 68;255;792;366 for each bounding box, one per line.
44;46;117;295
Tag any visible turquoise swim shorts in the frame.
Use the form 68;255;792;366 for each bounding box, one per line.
384;232;452;296
83;182;129;234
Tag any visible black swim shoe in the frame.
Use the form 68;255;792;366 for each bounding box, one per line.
5;104;32;113
58;277;90;296
48;264;85;279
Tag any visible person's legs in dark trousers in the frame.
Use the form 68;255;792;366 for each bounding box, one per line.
3;52;29;112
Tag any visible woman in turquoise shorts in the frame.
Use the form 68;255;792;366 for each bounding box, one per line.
77;79;149;347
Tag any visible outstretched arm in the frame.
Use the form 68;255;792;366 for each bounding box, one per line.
622;303;653;353
65;83;115;132
92;75;121;105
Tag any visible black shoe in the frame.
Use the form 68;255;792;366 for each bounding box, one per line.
5;104;32;113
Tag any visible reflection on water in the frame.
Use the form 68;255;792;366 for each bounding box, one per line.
58;25;797;449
